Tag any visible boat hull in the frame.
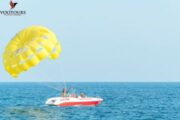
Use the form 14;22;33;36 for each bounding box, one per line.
46;97;103;107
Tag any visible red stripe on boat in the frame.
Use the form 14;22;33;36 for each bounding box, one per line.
58;101;101;106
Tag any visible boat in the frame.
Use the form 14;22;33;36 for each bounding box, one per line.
45;97;103;106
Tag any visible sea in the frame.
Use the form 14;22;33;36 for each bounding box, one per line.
0;82;180;120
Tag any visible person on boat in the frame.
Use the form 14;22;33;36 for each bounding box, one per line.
69;93;77;98
61;88;68;97
80;93;86;98
68;87;77;98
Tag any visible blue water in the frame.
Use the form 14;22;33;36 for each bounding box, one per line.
0;83;180;120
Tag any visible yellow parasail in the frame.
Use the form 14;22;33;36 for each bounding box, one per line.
3;26;61;77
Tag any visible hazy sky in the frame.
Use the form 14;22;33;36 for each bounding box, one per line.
0;0;180;82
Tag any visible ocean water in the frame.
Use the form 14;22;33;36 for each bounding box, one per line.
0;83;180;120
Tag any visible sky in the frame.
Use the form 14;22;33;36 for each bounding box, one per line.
0;0;180;82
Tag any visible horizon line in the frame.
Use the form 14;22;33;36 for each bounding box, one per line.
0;81;180;83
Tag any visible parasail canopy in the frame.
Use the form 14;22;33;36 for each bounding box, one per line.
3;26;61;77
